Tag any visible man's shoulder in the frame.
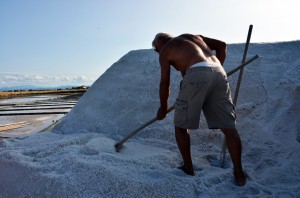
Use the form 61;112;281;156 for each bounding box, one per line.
178;33;194;37
172;34;203;45
177;33;200;39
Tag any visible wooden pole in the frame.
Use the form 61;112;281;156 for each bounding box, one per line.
220;25;253;167
234;25;253;104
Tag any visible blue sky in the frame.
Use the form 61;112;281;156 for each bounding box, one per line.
0;0;299;88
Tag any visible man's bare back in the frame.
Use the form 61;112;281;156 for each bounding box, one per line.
158;34;226;76
151;33;227;111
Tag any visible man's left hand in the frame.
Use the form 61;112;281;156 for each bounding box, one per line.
156;106;168;120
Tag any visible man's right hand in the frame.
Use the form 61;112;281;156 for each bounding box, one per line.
156;106;167;120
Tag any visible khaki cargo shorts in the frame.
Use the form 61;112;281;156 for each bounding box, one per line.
174;66;236;129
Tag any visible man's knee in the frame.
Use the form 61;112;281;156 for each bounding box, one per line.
175;126;188;134
220;128;238;137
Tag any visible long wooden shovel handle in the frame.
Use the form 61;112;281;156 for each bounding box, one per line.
114;55;259;152
114;106;174;151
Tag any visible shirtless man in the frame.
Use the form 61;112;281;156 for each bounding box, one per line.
152;33;246;186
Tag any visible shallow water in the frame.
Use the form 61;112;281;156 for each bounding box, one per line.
0;95;62;105
0;94;75;138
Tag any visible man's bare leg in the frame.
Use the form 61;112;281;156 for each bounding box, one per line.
220;128;247;186
175;126;195;176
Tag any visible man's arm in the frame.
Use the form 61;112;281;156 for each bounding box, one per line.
200;35;227;65
157;56;170;120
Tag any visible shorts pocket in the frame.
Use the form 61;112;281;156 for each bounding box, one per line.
174;99;188;126
175;99;188;111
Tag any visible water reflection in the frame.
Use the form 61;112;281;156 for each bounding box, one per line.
0;95;62;105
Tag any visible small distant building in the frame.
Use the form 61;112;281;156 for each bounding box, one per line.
71;85;89;90
79;85;88;89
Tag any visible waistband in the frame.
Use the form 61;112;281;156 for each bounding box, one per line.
187;65;224;74
190;61;222;68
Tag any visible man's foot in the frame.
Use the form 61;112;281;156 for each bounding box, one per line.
178;166;195;176
234;170;247;186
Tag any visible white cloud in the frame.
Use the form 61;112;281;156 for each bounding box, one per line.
0;73;96;88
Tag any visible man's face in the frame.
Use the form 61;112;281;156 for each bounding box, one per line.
153;42;161;53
